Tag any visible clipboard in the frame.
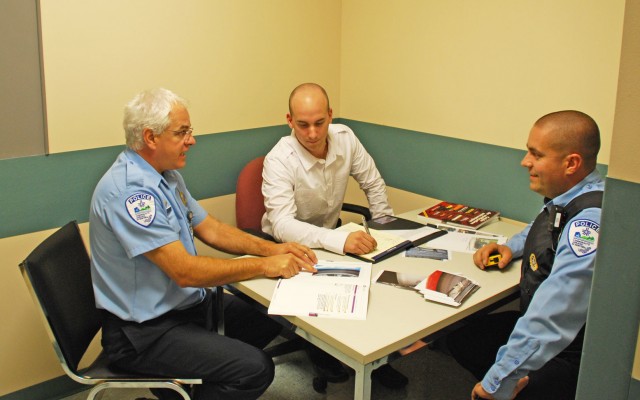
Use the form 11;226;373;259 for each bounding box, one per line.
366;215;426;230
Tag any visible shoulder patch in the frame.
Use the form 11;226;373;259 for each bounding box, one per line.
567;219;599;257
125;192;156;227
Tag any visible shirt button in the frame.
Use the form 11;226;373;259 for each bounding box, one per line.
514;359;520;365
494;378;499;384
490;385;496;391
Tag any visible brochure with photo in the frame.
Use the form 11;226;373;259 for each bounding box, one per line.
414;270;480;307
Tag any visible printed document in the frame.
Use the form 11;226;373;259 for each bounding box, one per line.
425;225;507;254
268;260;372;320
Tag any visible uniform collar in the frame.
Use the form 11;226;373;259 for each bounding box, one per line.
544;170;603;208
123;148;168;189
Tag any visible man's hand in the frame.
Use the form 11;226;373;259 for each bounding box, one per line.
344;231;377;255
471;382;494;399
270;242;318;266
473;243;513;270
263;253;316;279
471;377;529;399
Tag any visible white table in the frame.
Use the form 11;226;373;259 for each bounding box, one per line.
230;208;524;399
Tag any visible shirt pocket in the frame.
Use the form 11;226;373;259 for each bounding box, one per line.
294;188;328;221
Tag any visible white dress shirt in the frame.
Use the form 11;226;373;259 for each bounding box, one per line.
261;124;393;254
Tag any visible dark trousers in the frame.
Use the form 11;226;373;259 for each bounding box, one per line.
446;311;580;400
102;291;282;400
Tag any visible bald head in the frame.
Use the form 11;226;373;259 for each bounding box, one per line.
288;83;330;116
534;110;600;171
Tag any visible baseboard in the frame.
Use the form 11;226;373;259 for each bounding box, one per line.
0;375;84;400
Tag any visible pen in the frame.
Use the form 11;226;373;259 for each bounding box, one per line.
362;215;371;235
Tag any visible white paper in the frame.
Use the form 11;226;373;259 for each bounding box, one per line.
268;260;372;319
336;222;411;261
383;225;442;242
425;227;506;254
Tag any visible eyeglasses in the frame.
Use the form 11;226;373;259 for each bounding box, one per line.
167;127;194;141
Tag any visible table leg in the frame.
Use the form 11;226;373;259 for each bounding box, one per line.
353;362;374;400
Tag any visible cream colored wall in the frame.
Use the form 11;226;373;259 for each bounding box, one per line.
608;0;640;185
39;0;342;154
339;0;625;165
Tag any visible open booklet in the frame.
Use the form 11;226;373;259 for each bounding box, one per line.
414;270;480;307
374;269;480;307
336;221;447;263
268;260;372;320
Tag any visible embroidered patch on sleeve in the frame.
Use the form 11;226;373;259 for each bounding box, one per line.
125;192;156;227
567;219;599;257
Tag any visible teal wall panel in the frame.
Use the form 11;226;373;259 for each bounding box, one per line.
0;120;608;239
0;126;288;238
343;119;608;225
576;177;640;400
179;125;287;200
0;146;123;238
630;379;640;400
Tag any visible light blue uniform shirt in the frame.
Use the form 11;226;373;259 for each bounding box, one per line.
89;149;207;323
482;170;604;399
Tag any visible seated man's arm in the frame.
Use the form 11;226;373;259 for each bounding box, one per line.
194;214;315;264
145;234;315;288
349;134;393;218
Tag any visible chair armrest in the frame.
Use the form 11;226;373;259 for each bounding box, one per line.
341;203;372;221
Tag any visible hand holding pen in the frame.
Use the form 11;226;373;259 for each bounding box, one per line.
342;216;377;255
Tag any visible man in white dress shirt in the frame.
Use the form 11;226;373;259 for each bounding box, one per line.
262;83;393;256
261;83;408;389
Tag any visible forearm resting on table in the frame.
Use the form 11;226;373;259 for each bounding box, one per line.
145;241;269;287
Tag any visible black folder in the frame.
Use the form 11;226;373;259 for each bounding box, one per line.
346;216;448;263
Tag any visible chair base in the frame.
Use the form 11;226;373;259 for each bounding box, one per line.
87;380;195;400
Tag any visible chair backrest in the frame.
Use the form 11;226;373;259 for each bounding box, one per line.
19;221;100;375
236;156;267;231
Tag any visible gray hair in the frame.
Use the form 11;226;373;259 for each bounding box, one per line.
123;88;188;150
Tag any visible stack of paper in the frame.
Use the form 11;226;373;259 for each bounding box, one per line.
414;270;480;307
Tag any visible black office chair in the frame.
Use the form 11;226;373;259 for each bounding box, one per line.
19;221;224;400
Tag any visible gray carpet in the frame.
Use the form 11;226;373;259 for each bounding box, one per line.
60;341;476;400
